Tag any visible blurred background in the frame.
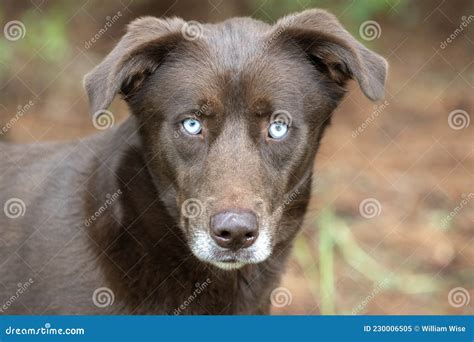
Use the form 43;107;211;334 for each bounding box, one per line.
0;0;472;314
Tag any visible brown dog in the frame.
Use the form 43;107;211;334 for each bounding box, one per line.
0;9;387;314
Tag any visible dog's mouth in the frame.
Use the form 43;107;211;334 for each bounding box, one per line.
211;250;256;269
210;259;247;270
187;229;273;270
203;250;263;270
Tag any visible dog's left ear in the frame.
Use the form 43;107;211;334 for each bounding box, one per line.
271;9;388;101
84;16;186;114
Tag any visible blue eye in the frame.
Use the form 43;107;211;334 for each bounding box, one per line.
182;118;202;135
268;121;288;139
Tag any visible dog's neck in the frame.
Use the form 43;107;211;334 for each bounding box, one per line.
86;116;307;314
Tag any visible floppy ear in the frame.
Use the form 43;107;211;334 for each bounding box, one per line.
271;9;388;101
83;17;186;114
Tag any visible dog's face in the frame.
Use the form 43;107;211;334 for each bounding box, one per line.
85;10;387;270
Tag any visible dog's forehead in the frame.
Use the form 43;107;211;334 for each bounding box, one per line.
159;19;307;115
203;17;271;58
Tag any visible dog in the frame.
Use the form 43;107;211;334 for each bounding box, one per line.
0;9;387;314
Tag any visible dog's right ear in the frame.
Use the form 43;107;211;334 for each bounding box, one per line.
84;17;186;114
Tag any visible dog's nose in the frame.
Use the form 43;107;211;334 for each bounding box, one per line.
210;209;259;250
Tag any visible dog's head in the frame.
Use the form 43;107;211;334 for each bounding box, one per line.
84;9;387;270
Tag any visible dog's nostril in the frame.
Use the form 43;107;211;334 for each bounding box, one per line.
245;232;255;239
210;209;259;250
218;230;232;240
